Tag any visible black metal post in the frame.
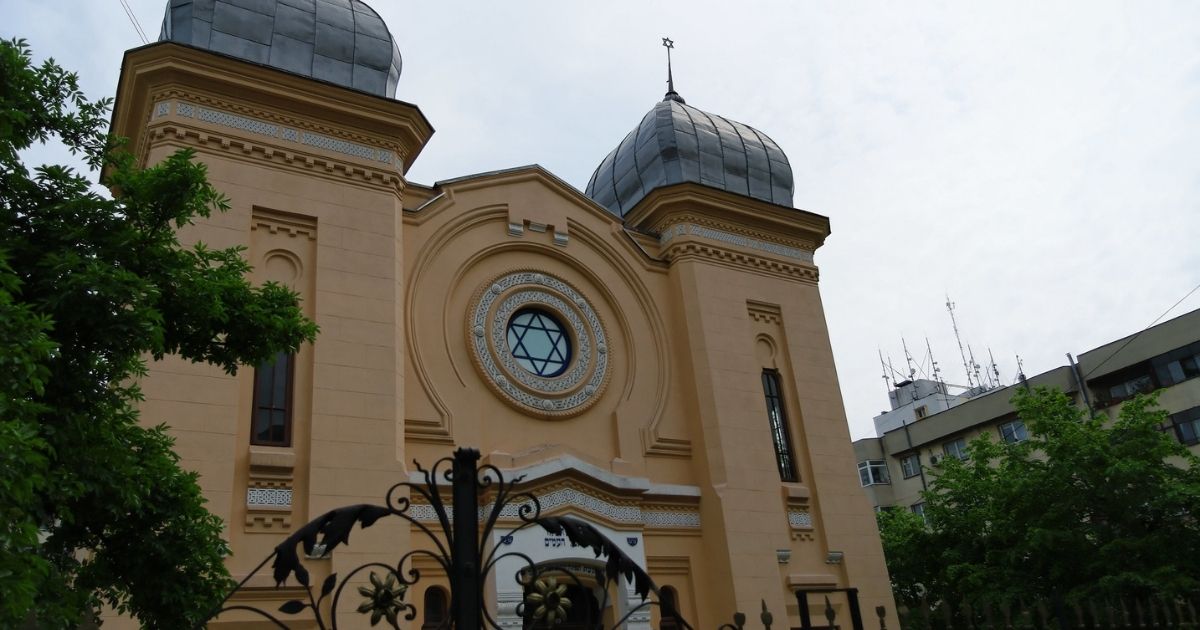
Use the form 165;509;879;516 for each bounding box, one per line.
452;448;482;630
795;590;812;630
847;588;864;630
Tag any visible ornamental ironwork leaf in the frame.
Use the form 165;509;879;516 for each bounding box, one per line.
321;572;338;599
272;504;392;586
279;599;306;614
535;515;656;600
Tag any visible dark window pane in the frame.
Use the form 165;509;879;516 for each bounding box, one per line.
761;370;797;482
252;352;293;446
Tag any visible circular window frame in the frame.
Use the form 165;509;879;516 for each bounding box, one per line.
468;271;609;418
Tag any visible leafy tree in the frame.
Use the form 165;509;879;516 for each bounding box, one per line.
878;386;1200;606
0;39;317;627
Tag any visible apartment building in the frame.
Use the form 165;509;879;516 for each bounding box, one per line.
853;307;1200;514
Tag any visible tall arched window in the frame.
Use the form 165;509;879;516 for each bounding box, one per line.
762;369;798;482
422;586;448;630
251;351;294;446
659;586;681;630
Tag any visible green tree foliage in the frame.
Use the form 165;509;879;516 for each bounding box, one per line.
0;39;318;627
878;387;1200;606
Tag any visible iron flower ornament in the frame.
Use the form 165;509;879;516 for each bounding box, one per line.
357;571;407;627
526;576;572;625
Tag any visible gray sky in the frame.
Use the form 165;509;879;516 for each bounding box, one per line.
5;1;1199;439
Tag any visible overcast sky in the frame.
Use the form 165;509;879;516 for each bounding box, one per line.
5;1;1199;439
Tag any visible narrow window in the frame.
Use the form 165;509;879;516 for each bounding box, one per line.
659;586;680;630
251;351;294;446
762;370;798;482
899;454;921;479
911;502;927;523
422;586;449;630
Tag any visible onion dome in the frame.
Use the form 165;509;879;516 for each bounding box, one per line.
159;0;403;98
584;93;794;218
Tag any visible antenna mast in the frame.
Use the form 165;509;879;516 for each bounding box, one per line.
947;296;976;388
927;337;945;394
988;348;1001;387
878;348;892;393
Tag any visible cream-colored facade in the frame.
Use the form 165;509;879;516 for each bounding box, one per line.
109;14;895;628
854;307;1200;514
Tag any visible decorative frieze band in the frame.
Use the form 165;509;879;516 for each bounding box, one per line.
169;100;394;166
788;508;813;529
659;223;815;264
247;486;293;508
404;487;701;530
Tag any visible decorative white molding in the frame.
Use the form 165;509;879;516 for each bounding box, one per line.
404;489;700;529
787;509;813;529
247;486;293;508
659;223;815;263
170;100;393;165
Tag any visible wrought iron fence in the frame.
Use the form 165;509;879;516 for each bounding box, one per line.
897;595;1200;629
199;448;691;629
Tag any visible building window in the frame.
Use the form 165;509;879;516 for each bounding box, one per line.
942;437;968;461
1152;341;1200;388
899;453;921;479
914;405;928;419
999;420;1029;444
761;370;798;482
422;586;448;630
911;502;927;523
1169;406;1200;446
252;351;294;446
659;586;681;630
858;460;890;486
506;308;571;377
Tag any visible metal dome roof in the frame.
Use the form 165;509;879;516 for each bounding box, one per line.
159;0;402;98
584;97;794;218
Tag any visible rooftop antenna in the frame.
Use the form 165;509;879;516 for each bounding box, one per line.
1015;354;1026;381
662;37;685;103
878;348;892;393
901;338;917;381
926;337;946;394
946;296;976;389
988;348;1001;387
967;343;985;390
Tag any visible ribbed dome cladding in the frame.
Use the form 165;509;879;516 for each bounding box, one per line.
159;0;402;98
585;100;793;217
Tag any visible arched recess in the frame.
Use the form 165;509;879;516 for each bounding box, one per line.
421;586;448;630
404;203;685;457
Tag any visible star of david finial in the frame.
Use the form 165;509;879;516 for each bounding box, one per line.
661;37;685;103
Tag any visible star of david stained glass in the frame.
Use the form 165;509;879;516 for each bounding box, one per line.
507;309;572;377
469;271;610;417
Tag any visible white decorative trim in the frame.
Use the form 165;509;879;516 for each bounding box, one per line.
404;490;700;529
198;106;279;137
247;486;293;508
643;509;701;528
470;272;608;415
172;100;393;165
659;223;815;263
788;509;813;528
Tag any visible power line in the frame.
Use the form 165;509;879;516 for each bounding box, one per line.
118;0;149;45
1084;280;1200;378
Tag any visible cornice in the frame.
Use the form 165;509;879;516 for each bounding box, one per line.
622;182;831;249
146;124;404;194
111;42;432;173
